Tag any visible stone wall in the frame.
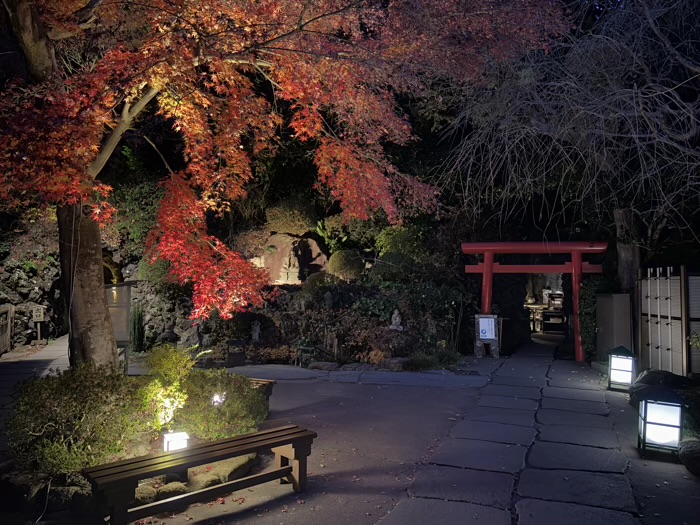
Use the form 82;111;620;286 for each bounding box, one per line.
0;263;63;349
122;262;199;349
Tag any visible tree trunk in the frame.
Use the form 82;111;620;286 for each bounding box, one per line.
614;208;640;292
614;208;641;355
57;204;117;366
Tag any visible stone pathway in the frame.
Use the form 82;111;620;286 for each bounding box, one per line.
379;342;643;525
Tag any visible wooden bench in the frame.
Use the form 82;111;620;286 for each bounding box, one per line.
83;424;316;525
250;377;276;401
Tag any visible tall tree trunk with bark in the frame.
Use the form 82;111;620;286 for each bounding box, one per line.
614;208;640;292
3;0;118;365
57;204;117;366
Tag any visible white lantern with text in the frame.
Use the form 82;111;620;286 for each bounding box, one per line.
637;386;683;456
163;431;189;452
608;346;636;390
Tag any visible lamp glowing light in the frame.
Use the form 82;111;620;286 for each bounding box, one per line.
608;346;636;390
211;393;226;406
163;431;189;452
637;386;683;456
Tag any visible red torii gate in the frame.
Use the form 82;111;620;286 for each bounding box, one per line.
462;241;608;363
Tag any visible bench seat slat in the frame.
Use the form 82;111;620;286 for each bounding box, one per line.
84;424;300;477
90;430;317;489
127;465;293;523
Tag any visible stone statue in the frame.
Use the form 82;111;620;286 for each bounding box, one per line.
251;320;261;342
389;309;404;331
323;290;333;309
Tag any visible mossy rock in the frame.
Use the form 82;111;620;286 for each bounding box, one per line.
135;484;158;505
188;454;256;492
156;482;188;500
328;250;364;281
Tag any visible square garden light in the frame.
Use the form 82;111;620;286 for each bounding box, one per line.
163;431;189;452
637;385;684;456
608;346;637;390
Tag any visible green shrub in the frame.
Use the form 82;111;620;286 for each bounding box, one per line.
375;225;428;259
130;303;146;354
7;365;144;478
328;249;364;281
265;198;317;236
301;271;341;296
146;344;195;385
371;251;412;282
176;369;268;440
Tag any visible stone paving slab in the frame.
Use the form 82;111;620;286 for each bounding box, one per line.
478;394;538;411
490;375;547;388
540;397;609;415
548;377;603;390
457;358;505;375
536;409;613;429
451;420;536;446
494;362;550;379
409;465;513;509
528;442;628;473
327;371;363;383
463;406;535;427
481;384;542;400
542;386;606;403
518;468;636;511
432;438;527;473
516;499;641;525
537;425;619;449
358;371;489;388
378;498;511;525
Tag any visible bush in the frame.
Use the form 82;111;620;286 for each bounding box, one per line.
375;225;428;259
7;365;144;478
328;250;364;281
371;252;413;282
176;369;268;441
265;198;317;236
130;303;146;354
146;344;196;385
301;271;341;296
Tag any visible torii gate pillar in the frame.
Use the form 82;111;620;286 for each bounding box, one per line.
462;242;608;362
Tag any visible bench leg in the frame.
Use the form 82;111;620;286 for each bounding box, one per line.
272;443;312;492
105;485;137;525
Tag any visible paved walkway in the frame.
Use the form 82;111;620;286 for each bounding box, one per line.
1;338;698;525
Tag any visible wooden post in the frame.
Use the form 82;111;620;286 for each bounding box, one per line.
571;250;584;362
482;251;494;314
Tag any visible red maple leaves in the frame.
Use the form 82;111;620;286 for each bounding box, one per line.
0;0;566;319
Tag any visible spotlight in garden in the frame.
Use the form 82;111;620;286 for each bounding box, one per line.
211;393;226;406
608;346;637;390
163;431;189;452
637;385;684;457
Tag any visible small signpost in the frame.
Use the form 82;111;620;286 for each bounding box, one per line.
475;314;500;358
32;305;47;345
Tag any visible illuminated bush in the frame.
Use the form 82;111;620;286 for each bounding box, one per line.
265;198;317;236
7;365;144;477
176;369;268;440
328;249;364;281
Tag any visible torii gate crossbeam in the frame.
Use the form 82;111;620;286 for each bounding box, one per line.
462;241;608;362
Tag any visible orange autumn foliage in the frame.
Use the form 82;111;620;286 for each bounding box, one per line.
0;0;566;318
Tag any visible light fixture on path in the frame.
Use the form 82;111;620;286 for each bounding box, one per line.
163;431;189;452
608;346;637;390
637;385;684;457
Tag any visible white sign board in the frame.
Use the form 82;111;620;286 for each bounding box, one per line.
479;317;495;340
32;306;45;322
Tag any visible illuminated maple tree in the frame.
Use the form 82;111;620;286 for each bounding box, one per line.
0;0;565;364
